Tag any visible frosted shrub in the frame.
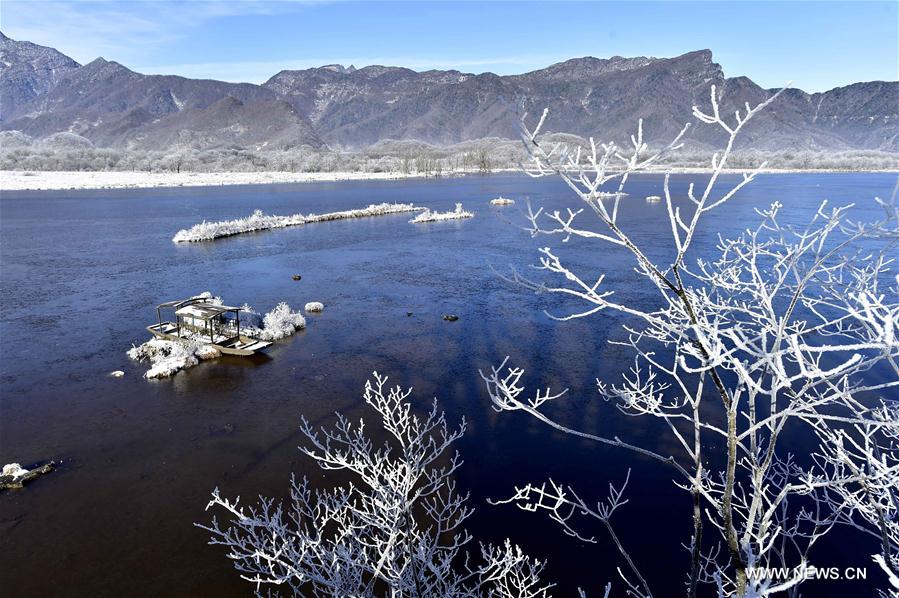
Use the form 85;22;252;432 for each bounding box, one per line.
253;302;306;341
3;139;898;176
126;338;219;379
201;372;553;596
409;202;474;223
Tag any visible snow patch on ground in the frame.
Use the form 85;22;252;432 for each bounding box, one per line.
173;202;422;242
170;90;185;110
409;203;474;223
2;463;29;480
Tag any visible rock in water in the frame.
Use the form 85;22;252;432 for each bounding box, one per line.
1;461;57;490
443;314;459;322
305;302;324;313
292;274;302;281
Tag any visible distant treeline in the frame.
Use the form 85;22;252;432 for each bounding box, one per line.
1;131;897;173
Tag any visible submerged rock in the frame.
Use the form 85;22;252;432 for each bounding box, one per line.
443;314;459;322
109;370;125;378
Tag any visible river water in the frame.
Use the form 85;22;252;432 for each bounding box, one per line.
1;173;895;596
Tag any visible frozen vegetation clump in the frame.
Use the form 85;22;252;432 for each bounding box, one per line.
490;197;515;206
172;210;303;242
409;202;474;223
242;302;307;341
304;301;324;313
127;338;219;379
172;202;422;242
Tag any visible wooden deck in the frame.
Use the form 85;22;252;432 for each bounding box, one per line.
147;322;272;356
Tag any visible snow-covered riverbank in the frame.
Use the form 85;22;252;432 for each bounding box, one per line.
0;170;437;191
2;167;896;192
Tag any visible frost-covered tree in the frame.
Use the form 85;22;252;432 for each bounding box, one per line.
482;87;899;596
201;373;553;596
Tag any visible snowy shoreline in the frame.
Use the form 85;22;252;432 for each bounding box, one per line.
0;170;435;191
1;166;896;191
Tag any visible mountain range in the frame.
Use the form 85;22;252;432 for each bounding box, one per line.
1;31;896;153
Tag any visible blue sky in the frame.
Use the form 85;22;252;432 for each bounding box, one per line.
1;1;896;92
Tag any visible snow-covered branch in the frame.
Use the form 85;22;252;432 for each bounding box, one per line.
201;373;554;596
488;85;899;596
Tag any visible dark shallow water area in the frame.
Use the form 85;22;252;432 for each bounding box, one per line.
1;172;896;596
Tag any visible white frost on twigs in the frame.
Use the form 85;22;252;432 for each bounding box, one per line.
409;202;474;223
242;302;307;341
498;84;899;596
304;301;324;313
172;202;423;242
200;372;554;596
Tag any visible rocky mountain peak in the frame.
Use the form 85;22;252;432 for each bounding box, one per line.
0;37;895;152
0;32;81;121
320;64;351;74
